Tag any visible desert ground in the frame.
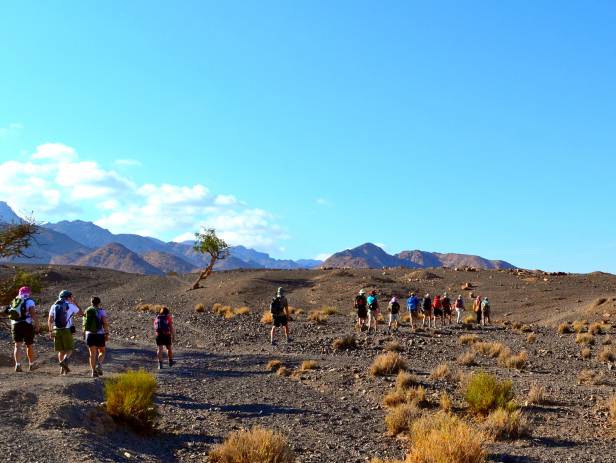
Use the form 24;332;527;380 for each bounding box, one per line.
2;264;616;462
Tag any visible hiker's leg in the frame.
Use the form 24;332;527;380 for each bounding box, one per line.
270;326;276;342
26;343;35;364
98;347;106;365
157;345;164;362
89;346;97;371
14;342;23;365
283;324;289;339
167;345;173;362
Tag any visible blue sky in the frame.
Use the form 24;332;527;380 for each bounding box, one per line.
1;1;615;272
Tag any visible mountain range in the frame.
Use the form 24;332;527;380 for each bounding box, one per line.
0;201;515;274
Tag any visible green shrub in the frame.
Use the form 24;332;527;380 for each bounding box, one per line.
0;270;43;305
464;371;514;415
104;370;157;431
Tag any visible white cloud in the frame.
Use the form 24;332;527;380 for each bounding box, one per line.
315;253;331;261
0;122;23;137
0;143;288;252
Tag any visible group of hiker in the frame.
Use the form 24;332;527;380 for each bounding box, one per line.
354;289;491;333
5;286;177;376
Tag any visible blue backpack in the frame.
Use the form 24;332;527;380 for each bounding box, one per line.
52;300;69;329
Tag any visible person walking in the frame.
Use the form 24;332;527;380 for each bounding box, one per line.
473;296;482;325
48;290;82;375
83;296;109;378
441;292;452;325
432;294;443;327
154;306;176;368
270;287;290;345
387;296;400;334
454;295;465;324
481;297;491;326
406;292;420;330
366;290;379;334
8;286;39;372
422;293;432;328
354;289;368;331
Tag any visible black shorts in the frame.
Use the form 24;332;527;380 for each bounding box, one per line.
86;333;106;348
434;308;443;317
156;334;172;346
443;306;452;316
357;308;367;319
12;322;35;345
273;314;288;327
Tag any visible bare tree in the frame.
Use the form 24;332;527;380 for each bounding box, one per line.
0;221;37;259
189;228;230;290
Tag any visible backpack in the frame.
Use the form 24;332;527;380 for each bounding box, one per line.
83;306;103;333
8;297;29;322
442;297;451;309
52;300;69;329
355;295;366;309
155;314;171;335
391;301;400;314
368;299;378;311
270;296;284;315
481;300;490;312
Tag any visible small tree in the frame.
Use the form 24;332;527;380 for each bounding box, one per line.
189;228;229;290
0;221;37;259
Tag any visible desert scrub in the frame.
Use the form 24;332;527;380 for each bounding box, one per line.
581;347;592;359
209;426;295;463
383;385;426;408
384;340;403;352
527;383;546;405
439;392;452;412
458;351;477;366
609;396;616;429
430;362;454;381
526;333;537;343
276;367;291;377
396;370;419;390
104;370;157;431
557;322;573;334
384;402;421;436
135;303;163;314
463;314;477;324
519;324;533;333
499;351;528;370
332;335;357;350
407;412;486;462
266;360;283;372
459;334;479;345
370;352;407;377
572;319;589;333
589;322;610;335
464;371;514;415
194;303;205;313
300;360;318;371
482;408;530;440
473;342;508;358
575;333;595;345
578;369;608;385
319;306;338;315
234;306;251;315
260;311;273;324
598;346;616;362
308;310;328;324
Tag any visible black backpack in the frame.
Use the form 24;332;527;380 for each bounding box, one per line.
391;301;400;314
52;300;69;329
270;296;283;315
8;297;30;322
355;295;366;309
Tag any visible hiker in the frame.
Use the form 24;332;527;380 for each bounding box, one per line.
154;306;176;368
8;286;39;372
366;290;379;333
270;287;290;344
454;295;465;324
441;292;452;325
354;289;368;331
83;296;109;378
473;296;482;324
48;290;83;375
422;293;432;328
481;297;491;326
432;294;443;327
406;292;420;330
387;296;400;334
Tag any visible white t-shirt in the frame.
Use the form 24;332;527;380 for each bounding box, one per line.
48;302;80;329
10;298;36;326
85;308;107;335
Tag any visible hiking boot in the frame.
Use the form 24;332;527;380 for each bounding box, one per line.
169;359;175;367
14;364;22;373
270;339;277;346
286;337;291;344
158;361;163;369
91;370;98;378
95;364;103;376
59;361;70;375
28;363;38;372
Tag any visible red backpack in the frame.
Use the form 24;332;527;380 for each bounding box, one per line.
155;314;171;336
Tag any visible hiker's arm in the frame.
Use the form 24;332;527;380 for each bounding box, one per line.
47;313;53;339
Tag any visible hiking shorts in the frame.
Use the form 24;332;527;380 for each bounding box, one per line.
433;308;443;317
12;322;35;345
86;333;106;348
443;306;452;316
357;308;367;319
156;334;172;347
54;328;74;352
273;314;288;327
389;313;399;323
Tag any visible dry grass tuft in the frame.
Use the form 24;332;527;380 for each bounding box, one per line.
463;314;477;324
459;334;480;345
396;371;419;390
213;304;235;318
384;402;421;436
581;347;592;359
439;392;452;412
499;351;528;370
520;324;533;333
370;352;408;377
598;346;616;363
575;333;595;345
407;412;487;462
260;311;273;324
195;303;205;313
209;426;295;463
458;351;477;366
308;310;328;324
609;396;616;430
276;366;292;377
135;303;163;314
384;341;403;352
430;363;454;381
527;383;546;405
332;335;357;351
383;389;407;408
482;408;530;440
589;322;610;335
266;360;283;372
603;336;612;345
578;369;608;385
464;371;514;415
319;306;339;316
526;333;537;343
300;360;318;371
572;319;589;333
234;306;251;315
557;322;573;334
104;370;157;431
473;342;508;358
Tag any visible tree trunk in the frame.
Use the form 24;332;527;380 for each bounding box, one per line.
189;256;217;290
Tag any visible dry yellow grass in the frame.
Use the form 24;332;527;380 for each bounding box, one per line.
430;363;453;381
370;352;408;377
589;322;610;335
209;426;295;463
457;351;477;366
383;389;406;408
439;392;452;412
266;360;283;371
194;303;205;313
308;310;328;324
499;351;528;370
482;408;530;440
609;396;616;429
575;333;595;345
212;302;223;313
396;371;419;390
578;369;608;385
459;334;480;345
463;314;476;324
260;311;273;324
384;402;421;436
384;341;403;352
598;346;616;362
572;319;589;333
526;333;537;343
234;306;251;315
603;336;612;345
464;371;514;416
319;306;338;316
407;412;486;463
300;360;318;371
527;383;546;405
135;303;163;314
581;347;592;359
276;366;291;377
519;324;533;333
332;335;357;350
557;322;573;334
473;342;508;358
104;370;157;431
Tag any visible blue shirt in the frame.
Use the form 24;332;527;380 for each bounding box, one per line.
407;296;419;311
367;295;377;308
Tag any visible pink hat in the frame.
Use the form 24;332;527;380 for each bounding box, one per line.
18;286;31;297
